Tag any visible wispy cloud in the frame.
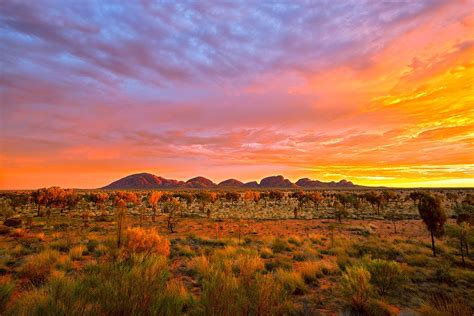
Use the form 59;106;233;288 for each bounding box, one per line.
1;0;473;188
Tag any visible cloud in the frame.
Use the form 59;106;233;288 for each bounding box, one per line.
1;0;473;188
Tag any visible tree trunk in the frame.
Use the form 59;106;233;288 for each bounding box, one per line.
430;229;436;257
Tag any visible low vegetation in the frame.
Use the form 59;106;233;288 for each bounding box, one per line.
0;188;472;314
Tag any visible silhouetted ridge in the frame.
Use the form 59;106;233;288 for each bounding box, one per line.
102;173;361;189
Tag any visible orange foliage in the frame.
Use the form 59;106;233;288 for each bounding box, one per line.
125;227;170;257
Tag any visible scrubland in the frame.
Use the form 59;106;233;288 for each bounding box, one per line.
0;189;473;315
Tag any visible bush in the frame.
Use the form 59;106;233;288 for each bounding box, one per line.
365;259;406;296
124;227;170;258
341;265;372;312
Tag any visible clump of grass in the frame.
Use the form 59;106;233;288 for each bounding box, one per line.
350;238;401;260
173;244;195;258
19;249;60;286
0;281;14;313
274;269;307;295
264;257;293;272
56;256;73;272
188;255;210;277
69;245;86;261
259;247;273;259
287;235;303;246
124;227;170;258
367;299;399;316
419;292;473;316
198;253;289;315
86;239;99;253
296;261;336;284
271;237;291;253
340;265;372;313
232;254;264;280
81;256;189;315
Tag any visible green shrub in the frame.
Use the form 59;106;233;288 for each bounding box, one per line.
365;259;406;296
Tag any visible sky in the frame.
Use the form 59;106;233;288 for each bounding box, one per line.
1;0;473;189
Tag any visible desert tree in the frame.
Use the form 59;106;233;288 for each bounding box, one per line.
454;197;474;256
88;192;109;213
454;195;474;226
408;191;425;207
195;191;212;214
114;198;127;248
57;189;79;213
148;191;163;222
362;191;385;215
30;188;48;217
418;193;447;257
174;192;193;216
382;190;397;206
269;190;284;206
0;198;13;220
333;200;349;223
163;199;182;233
308;191;323;212
446;223;472;266
4;193;29;213
260;191;270;207
446;192;459;205
385;206;399;233
225;191;240;205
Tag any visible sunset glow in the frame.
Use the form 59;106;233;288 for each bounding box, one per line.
1;1;473;189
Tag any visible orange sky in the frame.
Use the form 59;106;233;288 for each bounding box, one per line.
1;1;473;189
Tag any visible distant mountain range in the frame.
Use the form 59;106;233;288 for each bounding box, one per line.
102;173;362;189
